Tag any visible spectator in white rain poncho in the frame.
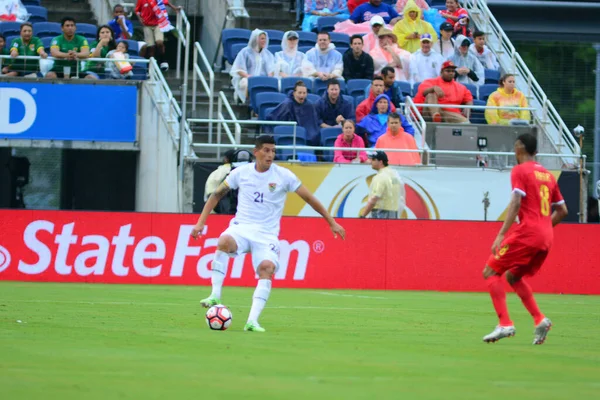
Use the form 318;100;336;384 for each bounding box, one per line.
230;29;275;103
303;31;343;80
274;31;307;78
449;34;485;87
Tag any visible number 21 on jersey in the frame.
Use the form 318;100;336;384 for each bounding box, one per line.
540;184;550;216
253;192;264;203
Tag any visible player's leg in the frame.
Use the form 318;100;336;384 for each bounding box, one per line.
200;233;242;308
244;260;276;333
482;265;516;343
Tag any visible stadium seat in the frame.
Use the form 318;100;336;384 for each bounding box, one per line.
342;95;356;118
256;92;287;120
431;5;446;11
296;31;317;47
41;36;53;52
398;81;412;97
470;99;487;124
267;44;281;55
321;127;342;142
321;136;337;162
230;43;246;65
478;84;497;101
306;93;321;104
412;81;421;97
27;6;48;23
463;83;478;99
298;45;314;53
33;22;62;39
76;23;98;41
222;28;251;65
22;0;41;5
4;35;18;49
313;78;346;96
316;17;345;33
273;126;307;141
263;29;284;43
346;79;371;98
263;106;276;119
275;135;312;161
248;76;279;111
336;45;349;54
281;77;313;95
484;69;501;84
130;56;148;80
329;32;350;49
0;22;21;37
354;95;365;108
117;39;139;56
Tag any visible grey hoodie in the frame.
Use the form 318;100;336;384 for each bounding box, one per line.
449;35;485;87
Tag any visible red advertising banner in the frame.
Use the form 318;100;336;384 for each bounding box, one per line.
0;210;598;294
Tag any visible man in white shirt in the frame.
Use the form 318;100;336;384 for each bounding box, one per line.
409;34;445;84
191;135;346;332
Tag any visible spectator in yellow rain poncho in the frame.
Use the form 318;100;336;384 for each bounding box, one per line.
392;0;437;53
485;74;531;125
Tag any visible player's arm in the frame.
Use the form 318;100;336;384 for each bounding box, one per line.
360;196;379;218
295;185;346;239
551;202;568;226
190;182;231;239
492;192;521;255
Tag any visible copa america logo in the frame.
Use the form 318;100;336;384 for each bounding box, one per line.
0;245;11;273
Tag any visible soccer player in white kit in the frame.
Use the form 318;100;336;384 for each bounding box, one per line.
191;135;346;332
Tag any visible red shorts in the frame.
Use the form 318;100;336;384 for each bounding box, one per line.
486;238;549;278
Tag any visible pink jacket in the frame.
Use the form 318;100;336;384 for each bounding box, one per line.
333;134;368;163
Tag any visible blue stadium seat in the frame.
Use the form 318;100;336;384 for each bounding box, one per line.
298;45;314;54
478;84;497;101
248;76;279;111
130;56;148;80
33;22;62;39
484;69;501;84
336;45;349;54
263;29;284;43
321;127;342;142
22;0;41;5
329;32;350;49
313;78;346;96
230;43;246;64
321;136;337;162
27;6;48;23
256;92;287;120
77;23;98;41
463;83;478;99
273;126;307;140
296;31;317;47
306;93;321;104
346;79;371;98
470;99;487;124
41;36;53;51
222;28;251;65
275;136;314;161
117;39;139;56
355;95;365;108
342;95;356;118
264;106;276;119
412;81;421;97
281;76;313;95
267;44;281;55
398;81;412;97
431;5;446;12
316;17;345;33
4;35;18;49
0;22;21;37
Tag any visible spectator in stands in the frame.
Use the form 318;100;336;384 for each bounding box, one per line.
413;60;473;123
362;15;384;53
230;29;275;103
357;94;394;146
433;22;455;58
360;151;405;219
485;74;531;125
393;0;437;53
449;35;484;86
301;0;350;33
469;31;499;70
108;4;134;40
350;0;401;25
375;112;421;165
453;15;471;39
357;76;397;122
304;31;343;80
84;25;117;80
0;35;10;75
267;81;321;145
395;0;429;16
205;150;234;203
370;28;410;81
348;0;368;14
342;34;374;80
106;41;134;79
334;120;368;163
317;80;355;127
380;66;403;107
439;0;468;25
46;17;91;79
135;0;181;71
274;31;306;78
409;34;444;84
4;23;47;78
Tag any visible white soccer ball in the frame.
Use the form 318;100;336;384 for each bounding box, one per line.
205;305;232;331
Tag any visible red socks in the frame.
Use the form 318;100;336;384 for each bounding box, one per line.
511;279;545;325
486;275;513;326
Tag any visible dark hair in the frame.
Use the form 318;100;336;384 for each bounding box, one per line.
381;66;395;77
372;75;384;83
0;34;5;42
113;4;124;11
350;34;363;45
256;135;275;149
342;119;355;128
473;31;485;39
388;112;401;120
20;22;33;32
117;40;129;51
317;31;330;39
96;25;117;51
61;16;76;27
293;80;307;91
326;79;340;89
517;133;537;156
499;73;514;88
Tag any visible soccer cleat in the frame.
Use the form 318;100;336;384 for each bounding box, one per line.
244;321;266;332
200;296;219;308
483;325;516;343
533;317;552;345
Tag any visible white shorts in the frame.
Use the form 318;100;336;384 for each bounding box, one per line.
221;222;280;271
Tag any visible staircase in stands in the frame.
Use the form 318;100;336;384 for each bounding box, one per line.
45;0;97;26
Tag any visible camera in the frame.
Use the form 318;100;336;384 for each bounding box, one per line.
573;125;585;137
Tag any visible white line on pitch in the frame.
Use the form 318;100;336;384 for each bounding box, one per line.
310;291;388;299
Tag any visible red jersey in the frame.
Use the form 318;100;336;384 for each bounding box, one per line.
135;0;170;27
509;161;564;249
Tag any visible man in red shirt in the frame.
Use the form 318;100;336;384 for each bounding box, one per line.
135;0;181;71
482;133;568;345
413;60;473;123
356;76;396;123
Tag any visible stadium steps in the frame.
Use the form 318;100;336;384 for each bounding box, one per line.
44;0;97;26
245;0;298;31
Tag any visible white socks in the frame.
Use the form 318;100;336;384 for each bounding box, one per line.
210;250;229;299
248;279;272;323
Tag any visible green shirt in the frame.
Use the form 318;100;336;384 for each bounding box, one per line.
0;48;10;70
85;41;110;72
9;37;44;72
50;34;89;69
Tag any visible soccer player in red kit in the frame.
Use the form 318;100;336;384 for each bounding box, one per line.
482;133;568;345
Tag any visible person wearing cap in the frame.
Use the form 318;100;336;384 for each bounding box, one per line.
274;31;306;78
413;60;473;123
301;0;350;33
360;151;406;219
204;150;235;203
370;28;411;81
343;34;375;80
392;0;437;53
409;33;445;84
304;31;343;80
375;112;421;166
433;21;455;58
363;15;385;53
350;0;401;25
449;34;484;86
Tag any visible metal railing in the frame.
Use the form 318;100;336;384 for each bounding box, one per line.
463;0;580;158
192;42;215;138
403;96;427;149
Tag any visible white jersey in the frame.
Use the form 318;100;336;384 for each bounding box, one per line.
225;163;302;236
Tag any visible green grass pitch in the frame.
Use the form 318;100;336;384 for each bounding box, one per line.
1;282;599;399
